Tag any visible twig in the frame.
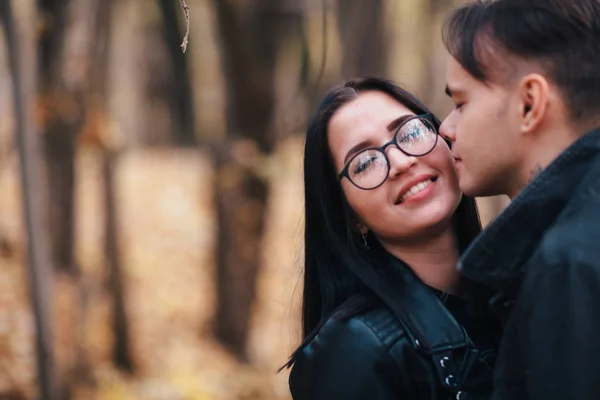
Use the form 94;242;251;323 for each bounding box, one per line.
178;0;190;53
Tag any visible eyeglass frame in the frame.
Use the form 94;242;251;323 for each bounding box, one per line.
338;113;439;190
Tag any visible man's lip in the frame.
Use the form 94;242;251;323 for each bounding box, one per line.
395;174;437;204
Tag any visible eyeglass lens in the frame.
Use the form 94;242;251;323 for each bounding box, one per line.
347;117;437;189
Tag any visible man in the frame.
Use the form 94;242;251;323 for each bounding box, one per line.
439;0;600;399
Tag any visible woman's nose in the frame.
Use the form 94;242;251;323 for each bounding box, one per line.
387;146;417;179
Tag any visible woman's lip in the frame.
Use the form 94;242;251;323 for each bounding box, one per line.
396;175;437;202
397;178;437;205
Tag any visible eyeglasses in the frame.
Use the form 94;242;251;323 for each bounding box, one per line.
338;114;439;190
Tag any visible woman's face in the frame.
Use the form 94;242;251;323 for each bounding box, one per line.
328;90;462;244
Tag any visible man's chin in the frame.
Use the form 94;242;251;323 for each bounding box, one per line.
459;178;504;198
456;165;499;197
458;174;487;198
460;187;484;198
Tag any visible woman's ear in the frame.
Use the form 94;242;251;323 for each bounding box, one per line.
356;221;369;235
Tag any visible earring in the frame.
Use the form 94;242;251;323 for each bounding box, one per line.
361;231;370;250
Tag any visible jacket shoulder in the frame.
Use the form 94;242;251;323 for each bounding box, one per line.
356;305;407;349
538;198;600;269
288;304;408;399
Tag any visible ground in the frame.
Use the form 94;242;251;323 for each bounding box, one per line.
0;136;304;400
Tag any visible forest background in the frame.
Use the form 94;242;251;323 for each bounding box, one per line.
0;0;509;399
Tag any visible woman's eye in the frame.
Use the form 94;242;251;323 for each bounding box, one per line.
399;131;416;143
354;156;376;174
399;128;425;143
454;102;465;110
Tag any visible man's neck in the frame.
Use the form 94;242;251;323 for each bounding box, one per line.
380;227;461;295
508;124;580;199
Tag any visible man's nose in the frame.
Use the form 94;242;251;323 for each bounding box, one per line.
439;115;456;143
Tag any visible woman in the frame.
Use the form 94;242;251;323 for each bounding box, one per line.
284;77;502;399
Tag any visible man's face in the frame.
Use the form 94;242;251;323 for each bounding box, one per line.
440;56;523;198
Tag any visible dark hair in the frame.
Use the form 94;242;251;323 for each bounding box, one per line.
282;77;481;369
442;0;600;123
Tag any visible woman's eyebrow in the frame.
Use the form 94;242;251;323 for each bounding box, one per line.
386;114;413;132
343;139;373;165
343;114;414;164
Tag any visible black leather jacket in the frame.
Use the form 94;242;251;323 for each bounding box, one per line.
289;263;501;400
459;128;600;399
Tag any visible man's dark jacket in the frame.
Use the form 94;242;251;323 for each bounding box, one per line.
459;128;600;399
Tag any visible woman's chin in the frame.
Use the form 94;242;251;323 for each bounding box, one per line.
395;202;457;237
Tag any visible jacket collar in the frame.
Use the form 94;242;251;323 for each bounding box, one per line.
459;128;600;298
375;251;470;354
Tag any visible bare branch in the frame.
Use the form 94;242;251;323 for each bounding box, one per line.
178;0;190;53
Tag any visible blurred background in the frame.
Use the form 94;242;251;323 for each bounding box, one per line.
0;0;509;399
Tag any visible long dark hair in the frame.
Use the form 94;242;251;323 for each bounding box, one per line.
284;77;481;369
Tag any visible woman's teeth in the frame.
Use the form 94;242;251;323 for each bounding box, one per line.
400;179;433;202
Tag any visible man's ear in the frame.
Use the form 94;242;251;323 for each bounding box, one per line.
517;73;550;135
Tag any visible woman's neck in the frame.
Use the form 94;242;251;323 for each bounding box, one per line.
380;227;461;295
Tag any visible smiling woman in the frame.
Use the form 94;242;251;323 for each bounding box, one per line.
329;92;461;245
283;77;503;400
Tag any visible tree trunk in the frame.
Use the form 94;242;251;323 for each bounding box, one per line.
1;1;58;398
44;117;78;274
213;142;268;360
336;0;387;79
85;0;135;372
156;0;196;146
102;150;134;372
38;0;79;275
212;0;277;152
211;0;285;359
422;0;454;112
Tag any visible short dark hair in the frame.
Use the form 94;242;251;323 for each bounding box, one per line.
442;0;600;123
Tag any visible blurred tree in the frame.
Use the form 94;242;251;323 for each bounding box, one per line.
38;0;106;276
212;0;305;360
1;0;57;398
37;0;78;275
90;0;136;373
37;0;135;394
385;0;458;112
337;0;387;79
424;0;457;111
156;0;196;146
74;0;135;373
96;6;136;374
101;148;135;373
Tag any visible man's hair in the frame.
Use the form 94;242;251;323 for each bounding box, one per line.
443;0;600;123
